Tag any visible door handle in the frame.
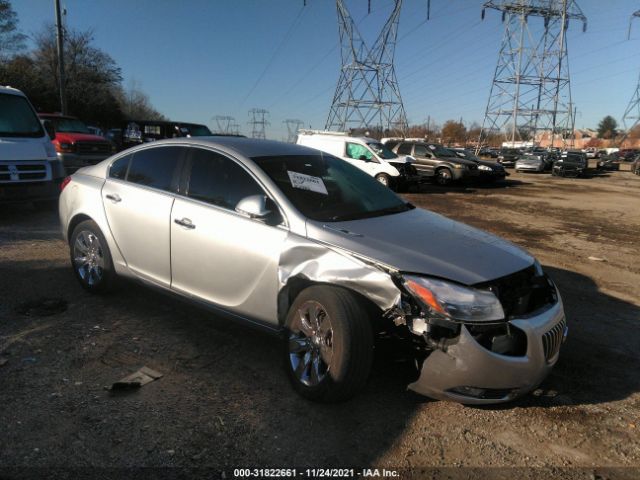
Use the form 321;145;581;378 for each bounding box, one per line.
174;217;195;229
105;193;121;203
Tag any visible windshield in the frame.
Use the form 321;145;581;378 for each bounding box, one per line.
253;153;414;222
428;145;457;158
367;142;398;159
0;93;45;138
49;117;90;134
179;124;212;136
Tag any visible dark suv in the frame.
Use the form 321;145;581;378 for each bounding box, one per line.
110;120;215;151
389;141;477;185
497;149;522;168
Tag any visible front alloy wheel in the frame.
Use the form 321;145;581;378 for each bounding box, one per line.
284;286;373;402
435;168;453;185
375;173;391;187
288;301;334;387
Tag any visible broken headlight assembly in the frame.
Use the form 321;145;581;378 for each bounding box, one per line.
403;275;504;324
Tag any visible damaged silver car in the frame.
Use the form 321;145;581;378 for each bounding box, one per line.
59;137;567;404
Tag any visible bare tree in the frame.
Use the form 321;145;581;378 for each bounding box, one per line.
116;79;166;121
0;0;26;61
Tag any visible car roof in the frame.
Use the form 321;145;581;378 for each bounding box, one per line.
145;136;324;158
0;85;26;96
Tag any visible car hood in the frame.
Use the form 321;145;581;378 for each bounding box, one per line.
54;132;108;143
0;137;52;161
306;208;534;285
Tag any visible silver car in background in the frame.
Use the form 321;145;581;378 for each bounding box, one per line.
59;137;567;403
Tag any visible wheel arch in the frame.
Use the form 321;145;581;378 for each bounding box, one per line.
277;276;384;329
67;213;94;242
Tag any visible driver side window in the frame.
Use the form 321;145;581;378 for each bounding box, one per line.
345;142;373;161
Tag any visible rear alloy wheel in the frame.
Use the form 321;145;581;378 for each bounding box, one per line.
435;168;453;185
375;173;391;187
285;286;373;402
70;220;116;293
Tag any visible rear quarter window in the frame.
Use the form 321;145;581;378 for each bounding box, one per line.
126;146;184;192
109;154;132;180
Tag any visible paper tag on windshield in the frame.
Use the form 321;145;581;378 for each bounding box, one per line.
287;171;328;195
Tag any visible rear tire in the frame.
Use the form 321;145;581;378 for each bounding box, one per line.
284;286;373;402
69;220;117;293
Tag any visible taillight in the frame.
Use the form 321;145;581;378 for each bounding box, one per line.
60;176;72;192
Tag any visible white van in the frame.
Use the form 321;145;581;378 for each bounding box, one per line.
296;130;419;190
0;86;64;206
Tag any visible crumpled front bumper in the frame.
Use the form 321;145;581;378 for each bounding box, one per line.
408;297;566;404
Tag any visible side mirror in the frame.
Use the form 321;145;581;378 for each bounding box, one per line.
235;194;272;219
43;120;56;141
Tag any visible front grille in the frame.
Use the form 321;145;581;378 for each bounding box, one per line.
0;163;51;183
75;141;111;156
542;317;566;362
475;265;557;318
390;163;418;176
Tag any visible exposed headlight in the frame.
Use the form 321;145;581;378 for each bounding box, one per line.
55;142;74;153
403;275;505;323
478;165;492;171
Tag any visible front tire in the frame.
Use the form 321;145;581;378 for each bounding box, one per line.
284;286;373;402
375;173;391;188
69;220;116;293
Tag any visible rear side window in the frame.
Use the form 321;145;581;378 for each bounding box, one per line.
109;154;131;180
397;143;412;155
187;148;263;210
414;145;428;157
127;146;183;192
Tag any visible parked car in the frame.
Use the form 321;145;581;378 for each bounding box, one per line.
59;137;566;404
497;148;521;168
38;113;114;174
631;155;640;175
390;141;476;185
111;120;215;151
451;148;508;182
515;152;555;173
478;147;499;158
0;86;64;206
583;147;598;159
552;151;588;177
596;154;621;171
297;130;419;191
616;149;640;161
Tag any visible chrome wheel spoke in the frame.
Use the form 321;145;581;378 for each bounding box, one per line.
310;353;321;385
295;351;311;380
289;337;310;354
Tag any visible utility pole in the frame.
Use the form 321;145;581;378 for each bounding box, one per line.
325;0;411;136
621;7;640;147
211;115;236;135
54;0;66;114
283;119;304;143
478;0;586;149
248;108;270;139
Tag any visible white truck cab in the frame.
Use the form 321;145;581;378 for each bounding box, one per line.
0;86;65;206
296;130;418;190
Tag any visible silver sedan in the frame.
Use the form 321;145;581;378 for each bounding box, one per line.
59;137;566;403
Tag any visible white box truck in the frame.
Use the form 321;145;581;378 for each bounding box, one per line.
0;86;65;207
296;130;419;191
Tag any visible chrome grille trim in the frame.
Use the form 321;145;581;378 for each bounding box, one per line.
0;162;52;183
75;141;111;156
542;317;566;362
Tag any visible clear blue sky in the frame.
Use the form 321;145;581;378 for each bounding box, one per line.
12;0;640;139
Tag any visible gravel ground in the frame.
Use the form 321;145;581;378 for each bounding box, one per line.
0;167;638;479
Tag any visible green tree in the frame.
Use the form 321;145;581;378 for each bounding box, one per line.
597;116;618;139
0;0;26;61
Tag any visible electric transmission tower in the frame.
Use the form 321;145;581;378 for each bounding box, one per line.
248;108;270;139
622;8;640;138
212;115;237;135
478;0;586;148
325;0;408;136
283;119;304;143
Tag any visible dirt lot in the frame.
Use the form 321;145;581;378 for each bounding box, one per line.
0;168;638;478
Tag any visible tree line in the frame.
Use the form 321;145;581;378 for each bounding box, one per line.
0;0;165;129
